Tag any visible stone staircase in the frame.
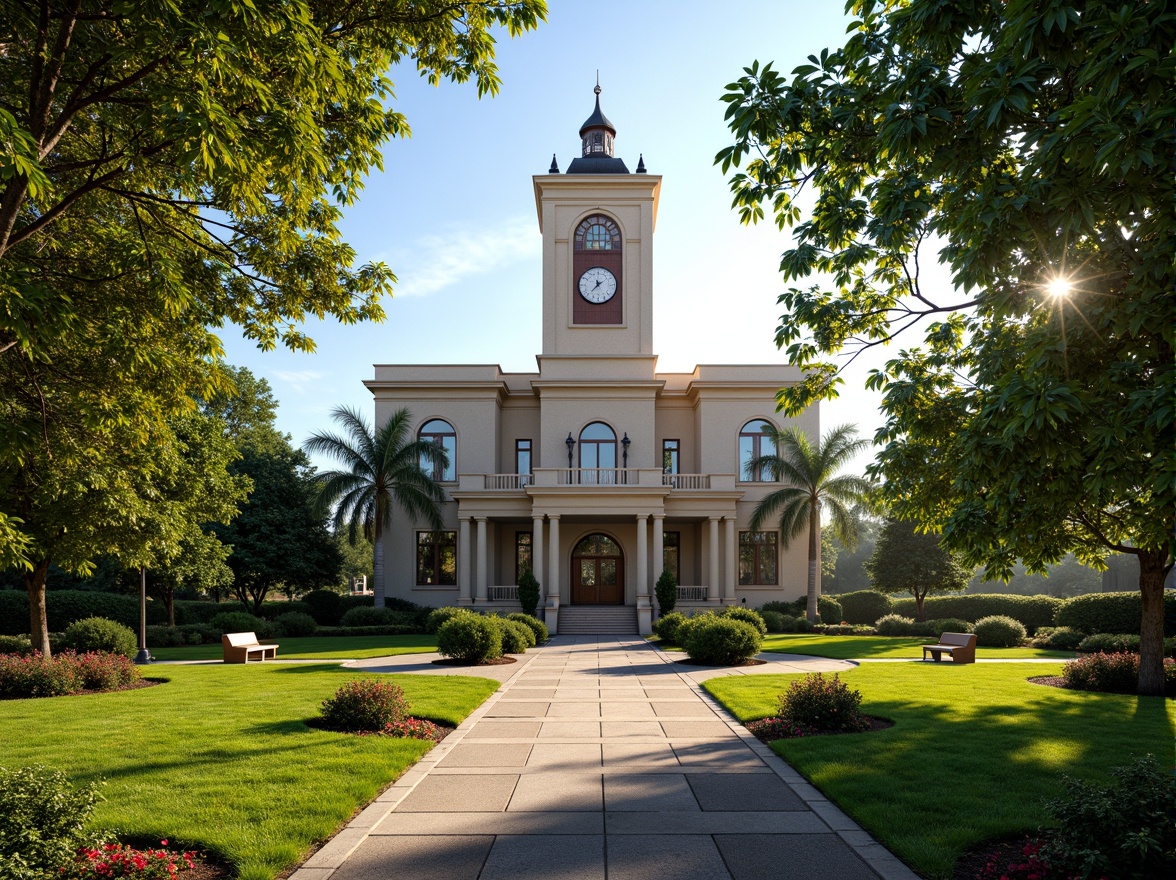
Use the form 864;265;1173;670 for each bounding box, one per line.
556;605;639;635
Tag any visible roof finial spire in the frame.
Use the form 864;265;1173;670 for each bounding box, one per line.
594;70;601;96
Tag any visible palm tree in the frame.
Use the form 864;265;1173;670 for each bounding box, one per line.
747;424;871;623
305;406;447;607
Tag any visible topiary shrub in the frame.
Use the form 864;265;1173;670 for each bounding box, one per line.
0;634;32;655
655;569;677;616
973;615;1026;647
437;614;502;662
1028;626;1085;650
209;610;274;638
760;610;787;634
425;606;469;635
1076;632;1140;654
340;606;391;628
917;618;973;638
319;679;408;732
302;589;345;627
506;612;548;643
722;606;767;636
63;617;137;658
890;593;1062;634
652;611;687;643
1039;755;1176;878
499;619;535;654
777;672;869;732
275;611;318;637
0;765;102;880
517;571;541;618
836;590;893;625
818;596;843;625
256;600;315;621
682;616;763;665
875;614;918;636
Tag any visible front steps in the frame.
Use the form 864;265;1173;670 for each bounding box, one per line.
556;605;639;635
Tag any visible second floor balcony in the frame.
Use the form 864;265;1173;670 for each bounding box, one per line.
458;469;738;492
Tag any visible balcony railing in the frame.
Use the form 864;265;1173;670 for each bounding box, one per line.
557;468;636;485
662;473;710;489
676;586;709;601
488;585;519;601
464;471;735;491
484;473;531;489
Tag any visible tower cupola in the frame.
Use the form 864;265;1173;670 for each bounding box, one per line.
579;84;616;157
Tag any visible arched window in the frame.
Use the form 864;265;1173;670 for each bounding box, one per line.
739;419;776;482
579;421;616;484
574;215;621;252
419;419;456;482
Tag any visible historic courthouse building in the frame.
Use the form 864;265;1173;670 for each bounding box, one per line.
367;88;819;634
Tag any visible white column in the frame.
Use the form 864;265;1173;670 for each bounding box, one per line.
458;517;472;605
548;515;561;603
652;515;665;582
708;516;720;602
475;517;488;602
532;514;545;598
636;515;649;598
724;517;737;602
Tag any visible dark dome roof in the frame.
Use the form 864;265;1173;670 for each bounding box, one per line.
578;86;616;137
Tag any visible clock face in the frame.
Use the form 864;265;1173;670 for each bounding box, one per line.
578;267;617;303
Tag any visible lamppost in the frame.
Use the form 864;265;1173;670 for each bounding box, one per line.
566;432;575;469
621;433;630;484
135;567;151;665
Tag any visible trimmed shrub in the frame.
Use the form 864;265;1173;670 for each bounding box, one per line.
301;590;345;626
682;616;763;665
145;625;186;648
875;614;917;636
890;593;1061;634
506;612;548;643
63;617;137;658
760;610;787;634
1055;590;1176;636
1062;651;1144;694
836;590;893;625
818;596;843;625
0;634;32;655
777;672;868;732
760;600;805;617
71;651;140;690
722;606;767;636
1077;632;1140;654
973;615;1026;648
209;610;270;636
0;765;101;880
312;624;421;637
340;606;391;628
1029;626;1086;650
814;624;878;636
652;611;687;643
275;611;318;637
517;571;541;618
918;618;973;638
425;606;469;635
655;569;677;615
499;619;535;654
437;614;502;662
0;590;170;636
320;679;408;732
0;652;82;698
256;600;314;621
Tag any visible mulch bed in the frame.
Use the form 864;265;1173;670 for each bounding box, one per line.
431;656;517;666
304;716;454;743
674;657;767;668
1028;675;1072;689
951;835;1040;880
746;714;893;744
1;678;165;701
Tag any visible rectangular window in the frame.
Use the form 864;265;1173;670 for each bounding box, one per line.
416;531;457;586
516;531;533;582
662;439;680;475
738;531;778;585
516;439;532;486
663;531;680;582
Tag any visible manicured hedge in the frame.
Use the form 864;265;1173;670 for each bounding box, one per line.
836;590;893;625
890;594;1061;634
1054;591;1176;636
0;590;169;635
312;624;421;637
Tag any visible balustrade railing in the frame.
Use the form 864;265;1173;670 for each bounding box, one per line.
662;473;710;489
484;474;530;489
676;586;709;601
488;585;519;601
557;468;636;486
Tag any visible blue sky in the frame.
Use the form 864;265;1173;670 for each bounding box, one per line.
220;1;929;473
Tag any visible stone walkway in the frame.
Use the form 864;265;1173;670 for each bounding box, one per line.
295;636;919;880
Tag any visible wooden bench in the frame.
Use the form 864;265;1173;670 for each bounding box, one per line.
222;631;279;664
922;632;976;664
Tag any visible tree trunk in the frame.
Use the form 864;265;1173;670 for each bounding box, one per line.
24;557;52;656
165;586;175;627
806;506;820;623
373;534;385;609
914;590;926;622
1137;550;1169;697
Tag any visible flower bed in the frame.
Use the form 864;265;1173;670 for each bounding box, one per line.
63;841;198;880
0;650;142;699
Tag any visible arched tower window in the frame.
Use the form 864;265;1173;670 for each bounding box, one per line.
579;422;617;484
575;215;621;252
739;419;777;482
572;214;623;325
419;418;456;482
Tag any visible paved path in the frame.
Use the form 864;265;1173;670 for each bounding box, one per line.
296;636;918;880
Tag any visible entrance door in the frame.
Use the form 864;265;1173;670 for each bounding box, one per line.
571;533;624;605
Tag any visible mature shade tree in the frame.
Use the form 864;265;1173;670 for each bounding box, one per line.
150;530;235;624
865;519;971;621
306;407;446;608
213;444;342;613
747;424;872;622
718;1;1173;693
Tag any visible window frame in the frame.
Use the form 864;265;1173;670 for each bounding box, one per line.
662;439;680;475
416;530;458;586
662;530;681;582
515;439;532;485
738;530;779;585
418;419;456;482
515;531;533;583
738;419;776;483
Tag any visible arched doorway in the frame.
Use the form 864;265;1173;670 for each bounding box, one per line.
571;533;624;605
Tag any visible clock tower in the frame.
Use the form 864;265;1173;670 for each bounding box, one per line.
533;86;661;358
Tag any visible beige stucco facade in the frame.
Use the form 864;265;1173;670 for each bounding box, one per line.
365;97;818;634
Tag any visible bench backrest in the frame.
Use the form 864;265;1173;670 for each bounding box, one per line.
939;632;975;648
224;631;259;648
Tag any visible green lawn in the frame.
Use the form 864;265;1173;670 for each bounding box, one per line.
149;634;438;661
704;664;1175;880
0;664;496;880
759;633;1075;660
